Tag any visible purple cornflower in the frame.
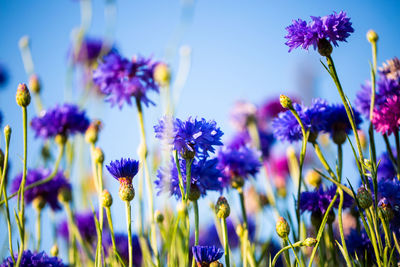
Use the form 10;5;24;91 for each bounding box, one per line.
106;158;139;201
285;11;354;52
31;103;90;139
372;95;400;135
0;63;8;87
345;228;373;262
374;178;400;227
0;250;65;267
93;51;160;108
257;98;287;124
377;151;396;181
298;185;353;214
229;101;257;131
192;246;223;266
154;117;224;159
103;232;142;267
217;144;261;188
155;158;222;199
69;37;111;65
228;130;275;160
379;57;400;81
11;169;70;211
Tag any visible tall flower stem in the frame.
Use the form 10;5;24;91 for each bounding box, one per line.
96;162;105;267
190;200;199;267
125;201;133;267
282;239;291;267
135;99;159;265
238;187;248;267
185;159;192;264
35;209;42;251
221;217;230;267
105;207;125;267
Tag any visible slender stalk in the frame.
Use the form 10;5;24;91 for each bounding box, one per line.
221;217;230;267
185;159;192;265
282;239;291;267
125;201;133;267
105;207;125;267
327;223;338;266
97;162;104;267
312;142;336;179
36;208;42;251
272;239;305;267
383;134;398;171
238;188;248;267
191;200;199;267
287;238;301;267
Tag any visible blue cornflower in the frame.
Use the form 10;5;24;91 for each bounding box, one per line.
93;51;160;108
155;158;222;199
228;130;275;160
11;168;70;211
0;250;65;267
377;151;396;181
31;103;90;139
299;185;353;214
374;178;400;227
345;228;373;262
69;37;112;65
192;246;223;266
285;11;354;52
154;117;224;159
217;144;261;188
106;158;139;182
103;232;142;267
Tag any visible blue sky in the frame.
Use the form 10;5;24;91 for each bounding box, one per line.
0;0;399;256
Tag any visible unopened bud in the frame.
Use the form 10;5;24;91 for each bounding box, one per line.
357;187;372;209
29;74;41;94
188;184;201;201
317;38;333;57
101;190;113;207
302;237;317;247
276;217;290;239
16;83;31;107
279;95;293;109
366;30;378;43
58;186;72;203
153;63;171;86
33;196;46;211
378;198;394;221
4;125;11;138
118;181;135;202
85;120;102;144
154;210;164;223
306;169;321;187
231;176;244;189
50;244;59;257
93;147;104;164
215;196;230;219
55;134;67;146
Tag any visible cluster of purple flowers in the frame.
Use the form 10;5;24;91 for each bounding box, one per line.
31;103;90;139
192;246;223;266
0;250;65;267
93;51;161;108
285;11;354;52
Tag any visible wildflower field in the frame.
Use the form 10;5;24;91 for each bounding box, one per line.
1;1;400;266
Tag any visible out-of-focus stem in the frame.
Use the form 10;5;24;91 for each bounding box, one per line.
125;201;133;267
105;207;125;267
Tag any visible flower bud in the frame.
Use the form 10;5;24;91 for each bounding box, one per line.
276;217;290;239
363;159;372;171
181;147;195;161
119;181;135;202
19;36;30;49
85;120;102;144
16;83;31;107
55;134;67;146
332;129;347;145
357;187;372;209
33;196;46;211
306;169;321;188
215;196;230;219
317;38;333;57
378;198;394;221
29;74;41;94
58;186;72;203
153;63;171;86
93;147;104;164
154;210;164;224
4;125;11;138
366;30;378;43
302;237;317;247
41;144;51;162
279;95;293;109
311;211;322;228
188;184;201;201
231;176;244;189
101;190;113;207
210;262;223;267
50;244;59;257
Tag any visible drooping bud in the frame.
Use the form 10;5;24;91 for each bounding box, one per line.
276;217;290;239
188;184;201;201
33;196;46;211
317;38;333;57
29;74;41;94
357;187;373;209
101;190;113;207
16;83;31;107
85;120;102;144
93;147;104;164
154;210;164;224
118;179;135;202
306;169;321;187
279;95;293;109
215;196;230;219
153;63;171;86
366;30;379;43
302;237;317;247
58;186;72;203
50;244;59;257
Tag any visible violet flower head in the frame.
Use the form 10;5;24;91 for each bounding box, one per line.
106;158;139;182
285;11;354;52
154;117;224;159
103;232;142;267
0;250;65;267
228;130;275;160
31;103;90;139
69;37;110;65
229;101;257;131
377;151;397;181
155;158;222;199
58;210;101;243
372;95;400;135
11;168;70;211
379;57;400;81
192;246;223;266
345;228;373;262
257;98;287;124
93;51;160;108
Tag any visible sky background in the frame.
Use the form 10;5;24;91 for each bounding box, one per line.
0;0;399;259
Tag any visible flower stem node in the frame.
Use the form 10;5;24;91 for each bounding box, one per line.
366;30;379;43
154;210;164;224
153;62;171;86
317;38;333;57
29;74;41;94
188;184;201;201
93;147;104;164
85;120;102;144
302;237;317;247
279;95;293;109
276;217;290;239
58;187;72;203
101;190;113;208
306;169;321;188
33;196;46;211
357;187;372;209
231;176;244;189
50;244;59;257
215;196;230;219
118;180;135;202
16;83;31;107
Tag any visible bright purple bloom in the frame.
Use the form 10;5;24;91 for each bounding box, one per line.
192;246;223;266
0;250;65;267
155;158;222;199
103;232;142;267
154;117;224;159
11;169;70;211
299;185;353;214
377;151;397;181
69;37;111;64
106;158;139;181
345;228;373;262
285;11;354;52
228;130;274;160
257;98;287;123
374;178;400;227
93;51;160;108
372;95;400;135
31;103;89;139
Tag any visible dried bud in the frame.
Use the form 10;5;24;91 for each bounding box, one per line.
153;63;171;86
50;244;59;257
279;95;293;109
29;74;41;94
276;217;290;239
118;181;135;202
101;190;113;207
215;196;230;219
306;169;321;188
188;184;201;201
93;147;104;164
357;187;372;209
154;210;164;224
302;237;317;247
16;83;31;107
85;120;102;144
33;196;46;211
231;176;244;189
366;30;379;43
58;186;72;203
317;38;333;57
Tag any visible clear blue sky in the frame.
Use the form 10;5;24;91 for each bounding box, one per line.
0;0;399;257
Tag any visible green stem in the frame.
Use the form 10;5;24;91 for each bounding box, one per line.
327;223;338;266
312;142;336;179
238;188;248;267
185;159;192;201
36;208;42;251
282;239;291;267
191;200;199;267
105;207;125;267
97;162;104;267
383;134;398;172
272;239;305;267
287;238;301;267
221;218;230;267
125;201;133;267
